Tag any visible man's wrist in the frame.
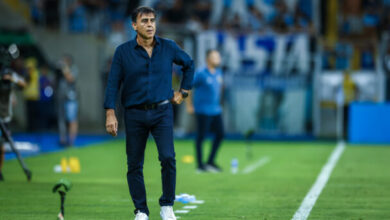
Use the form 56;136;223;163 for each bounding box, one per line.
106;109;115;116
179;89;189;98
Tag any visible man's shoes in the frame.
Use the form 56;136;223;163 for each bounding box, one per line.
134;211;148;220
196;165;207;173
57;212;64;220
0;172;4;181
205;163;222;173
160;206;176;220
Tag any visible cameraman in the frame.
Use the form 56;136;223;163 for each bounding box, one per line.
0;67;26;181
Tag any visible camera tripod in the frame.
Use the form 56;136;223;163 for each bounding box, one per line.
0;118;32;181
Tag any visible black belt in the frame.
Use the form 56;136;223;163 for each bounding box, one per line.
129;100;169;110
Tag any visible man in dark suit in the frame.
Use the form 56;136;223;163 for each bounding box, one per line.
104;6;194;220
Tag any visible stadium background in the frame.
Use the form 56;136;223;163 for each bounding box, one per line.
1;0;390;220
0;0;389;141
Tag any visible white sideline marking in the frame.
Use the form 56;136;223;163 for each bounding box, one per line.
183;205;198;209
242;156;271;174
191;200;204;204
291;141;346;220
175;210;190;214
175;196;204;218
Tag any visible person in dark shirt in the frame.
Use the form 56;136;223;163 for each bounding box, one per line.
104;6;194;220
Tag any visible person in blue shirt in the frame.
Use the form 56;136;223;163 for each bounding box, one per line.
104;6;194;220
187;49;224;173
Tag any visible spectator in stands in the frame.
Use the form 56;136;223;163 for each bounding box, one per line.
360;42;375;70
322;43;336;69
30;0;44;25
295;6;311;32
68;0;88;32
273;0;295;33
253;0;277;25
297;0;312;21
226;0;249;28
335;42;353;70
57;55;79;147
28;0;318;35
83;0;106;33
224;14;242;31
339;0;364;36
362;2;380;38
247;5;265;32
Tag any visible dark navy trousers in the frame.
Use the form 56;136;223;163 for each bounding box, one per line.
195;113;224;168
124;103;176;215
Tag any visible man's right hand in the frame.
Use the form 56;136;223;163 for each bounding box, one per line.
106;109;118;137
170;91;184;105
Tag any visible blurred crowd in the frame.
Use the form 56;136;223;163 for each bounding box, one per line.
322;0;389;71
6;0;388;137
27;0;314;36
156;0;313;33
26;0;390;70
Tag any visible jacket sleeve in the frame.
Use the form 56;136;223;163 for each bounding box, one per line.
172;41;195;90
104;47;123;109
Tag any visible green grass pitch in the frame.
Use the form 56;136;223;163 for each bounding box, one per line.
1;140;390;219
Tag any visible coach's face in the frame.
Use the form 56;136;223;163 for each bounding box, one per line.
132;13;156;40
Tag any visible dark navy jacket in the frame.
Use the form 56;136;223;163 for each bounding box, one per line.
104;36;194;109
